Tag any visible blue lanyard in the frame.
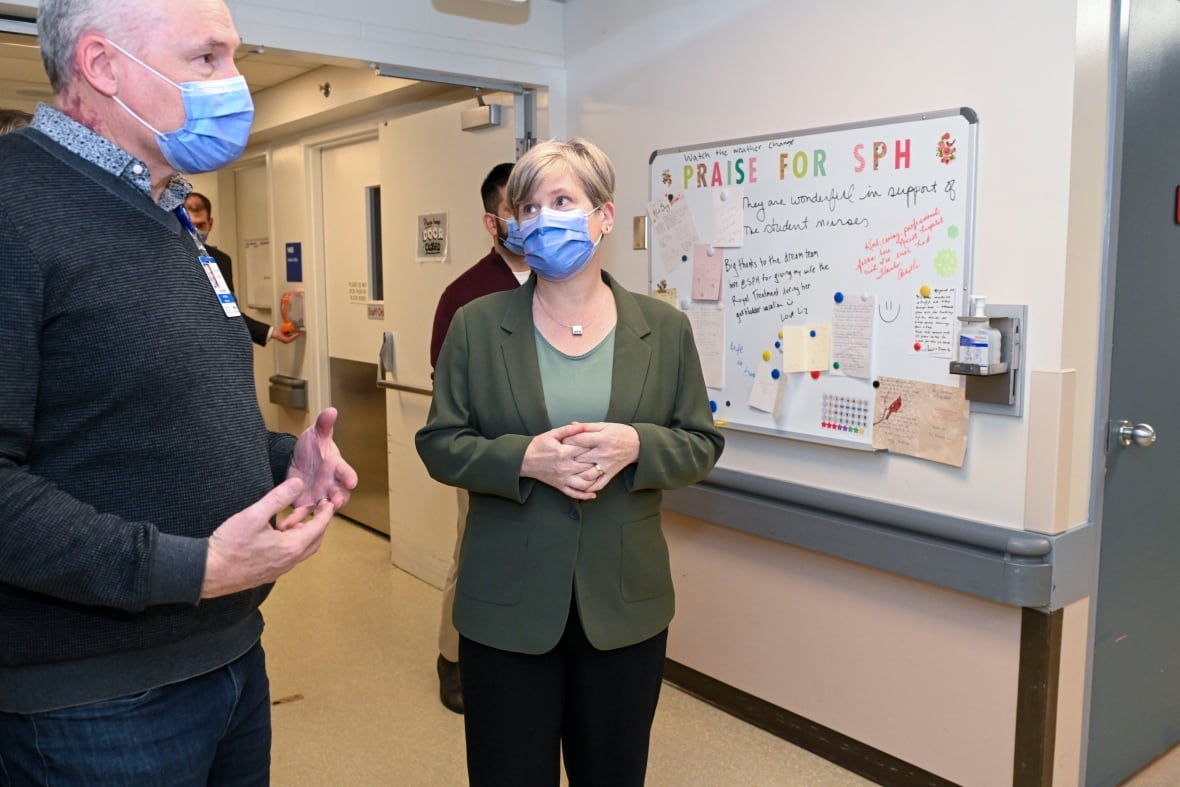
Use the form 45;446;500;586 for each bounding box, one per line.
174;205;214;259
174;205;241;317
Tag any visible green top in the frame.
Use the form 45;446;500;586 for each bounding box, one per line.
535;327;616;427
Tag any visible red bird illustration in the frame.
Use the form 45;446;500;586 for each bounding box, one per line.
874;396;903;425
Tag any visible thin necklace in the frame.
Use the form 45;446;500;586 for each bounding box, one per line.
534;290;601;336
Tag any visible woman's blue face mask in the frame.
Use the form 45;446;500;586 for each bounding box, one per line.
518;206;603;282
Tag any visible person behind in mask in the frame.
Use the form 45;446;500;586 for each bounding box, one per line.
184;191;301;346
416;137;724;787
429;161;531;715
0;0;357;783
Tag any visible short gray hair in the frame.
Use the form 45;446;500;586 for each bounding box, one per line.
507;137;616;216
38;0;149;93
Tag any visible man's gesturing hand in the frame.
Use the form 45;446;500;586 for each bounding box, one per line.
201;478;333;599
287;406;359;513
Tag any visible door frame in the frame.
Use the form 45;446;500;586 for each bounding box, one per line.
299;78;544;411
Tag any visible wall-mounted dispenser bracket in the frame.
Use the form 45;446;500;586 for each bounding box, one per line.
268;374;308;410
948;304;1026;416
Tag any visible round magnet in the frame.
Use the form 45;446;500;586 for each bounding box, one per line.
762;350;771;361
771;369;781;380
920;284;932;298
834;292;844;303
810;370;820;380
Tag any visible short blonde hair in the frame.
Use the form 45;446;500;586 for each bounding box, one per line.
507;137;615;216
0;108;32;135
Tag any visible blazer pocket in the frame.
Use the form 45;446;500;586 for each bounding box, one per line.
620;515;672;602
457;513;530;606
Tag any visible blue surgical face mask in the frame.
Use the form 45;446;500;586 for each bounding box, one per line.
519;206;603;282
491;214;526;256
107;40;254;174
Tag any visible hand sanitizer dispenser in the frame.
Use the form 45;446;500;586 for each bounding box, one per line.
279;290;304;335
955;294;1004;374
948;299;1026;416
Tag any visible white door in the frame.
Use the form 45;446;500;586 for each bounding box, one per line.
320;136;390;534
379;98;517;585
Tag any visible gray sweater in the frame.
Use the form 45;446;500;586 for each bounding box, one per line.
0;129;295;712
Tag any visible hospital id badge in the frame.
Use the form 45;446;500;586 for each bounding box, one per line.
200;256;241;317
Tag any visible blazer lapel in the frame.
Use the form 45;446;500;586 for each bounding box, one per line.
604;274;653;424
498;278;553;436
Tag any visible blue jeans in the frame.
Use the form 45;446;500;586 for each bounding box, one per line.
0;641;271;787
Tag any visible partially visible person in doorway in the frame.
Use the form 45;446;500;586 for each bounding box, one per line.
184;191;301;346
0;108;32;135
429;161;531;714
417;137;724;786
0;0;358;783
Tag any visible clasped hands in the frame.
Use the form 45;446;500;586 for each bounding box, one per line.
521;421;639;501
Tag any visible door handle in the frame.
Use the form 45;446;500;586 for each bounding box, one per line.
378;332;395;381
1114;420;1156;448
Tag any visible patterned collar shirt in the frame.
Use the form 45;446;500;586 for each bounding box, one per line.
29;102;191;211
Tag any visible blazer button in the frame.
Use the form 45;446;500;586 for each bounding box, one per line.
566;506;580;521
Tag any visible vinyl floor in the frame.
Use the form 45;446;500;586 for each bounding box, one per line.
262;518;1180;787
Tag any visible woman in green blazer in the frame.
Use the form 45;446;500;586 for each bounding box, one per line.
416;138;723;787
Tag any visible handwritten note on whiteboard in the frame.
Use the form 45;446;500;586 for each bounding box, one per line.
692;243;723;301
913;287;957;359
831;296;874;378
781;323;831;373
684;304;725;389
712;186;745;247
871;376;969;466
647;194;698;274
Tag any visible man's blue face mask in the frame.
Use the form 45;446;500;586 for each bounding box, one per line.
107;40;255;174
491;214;527;256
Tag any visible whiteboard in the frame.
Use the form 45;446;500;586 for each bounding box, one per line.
648;108;978;449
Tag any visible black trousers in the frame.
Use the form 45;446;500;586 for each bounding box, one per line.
458;600;668;787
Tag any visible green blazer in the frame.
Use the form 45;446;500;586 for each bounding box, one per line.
416;272;724;654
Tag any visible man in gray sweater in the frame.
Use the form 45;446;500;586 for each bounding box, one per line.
0;0;357;783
